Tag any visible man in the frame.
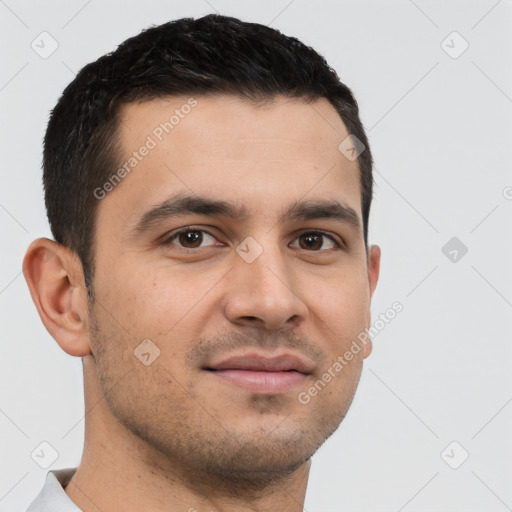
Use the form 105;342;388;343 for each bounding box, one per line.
23;13;380;512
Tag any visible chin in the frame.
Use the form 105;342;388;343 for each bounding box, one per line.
190;416;337;486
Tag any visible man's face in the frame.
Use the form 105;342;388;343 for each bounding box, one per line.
88;94;379;485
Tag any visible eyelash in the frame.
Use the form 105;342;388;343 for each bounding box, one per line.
161;227;344;251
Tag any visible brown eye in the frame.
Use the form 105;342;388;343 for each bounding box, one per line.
291;231;339;251
163;229;219;249
177;229;203;248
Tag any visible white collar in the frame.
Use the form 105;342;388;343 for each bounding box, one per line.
26;468;82;512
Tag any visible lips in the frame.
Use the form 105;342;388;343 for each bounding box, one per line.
204;353;314;394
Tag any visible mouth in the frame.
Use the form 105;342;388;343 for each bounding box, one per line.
203;353;314;394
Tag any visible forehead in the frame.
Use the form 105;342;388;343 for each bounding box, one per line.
99;94;361;231
117;93;350;148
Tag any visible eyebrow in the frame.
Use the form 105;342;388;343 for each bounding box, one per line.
130;193;361;235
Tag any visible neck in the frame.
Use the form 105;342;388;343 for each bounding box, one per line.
64;356;311;512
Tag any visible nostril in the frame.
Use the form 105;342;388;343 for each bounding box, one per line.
241;316;259;322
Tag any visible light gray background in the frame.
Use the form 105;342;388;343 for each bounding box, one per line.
1;0;511;511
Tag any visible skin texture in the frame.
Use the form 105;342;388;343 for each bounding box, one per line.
23;94;380;512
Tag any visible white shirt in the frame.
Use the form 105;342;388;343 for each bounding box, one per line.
25;468;82;512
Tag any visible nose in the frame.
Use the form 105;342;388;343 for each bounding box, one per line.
222;242;308;331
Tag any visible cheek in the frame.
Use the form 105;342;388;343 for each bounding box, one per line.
94;259;220;352
308;267;370;335
94;258;169;332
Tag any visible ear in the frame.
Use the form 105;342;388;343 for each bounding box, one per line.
362;244;381;359
22;238;92;357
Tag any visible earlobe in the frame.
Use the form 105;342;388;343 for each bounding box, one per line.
362;338;373;358
362;307;373;359
362;244;381;359
22;238;92;357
